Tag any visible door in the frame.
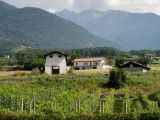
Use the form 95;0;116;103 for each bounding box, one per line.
52;66;60;74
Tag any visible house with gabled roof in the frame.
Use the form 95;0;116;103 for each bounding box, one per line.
72;57;111;70
121;61;150;72
44;51;67;74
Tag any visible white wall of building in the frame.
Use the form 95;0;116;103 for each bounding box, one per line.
73;60;105;66
45;53;66;74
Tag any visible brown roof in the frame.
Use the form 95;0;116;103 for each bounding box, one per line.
72;57;108;64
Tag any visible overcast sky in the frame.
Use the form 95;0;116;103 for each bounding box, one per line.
3;0;160;15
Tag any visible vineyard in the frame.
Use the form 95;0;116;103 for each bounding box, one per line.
0;85;159;114
0;76;160;119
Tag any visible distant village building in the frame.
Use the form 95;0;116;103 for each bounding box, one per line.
121;62;150;72
44;51;67;74
4;55;10;59
72;57;111;70
144;54;156;59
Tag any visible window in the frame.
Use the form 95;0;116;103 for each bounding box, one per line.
83;63;88;66
76;63;78;66
58;55;62;58
50;55;53;58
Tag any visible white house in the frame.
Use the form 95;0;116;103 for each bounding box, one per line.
44;51;67;74
4;55;10;59
121;62;150;72
72;57;111;70
144;54;156;59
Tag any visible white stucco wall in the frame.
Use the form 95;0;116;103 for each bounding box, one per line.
73;59;110;70
45;53;66;74
73;61;105;66
97;65;112;69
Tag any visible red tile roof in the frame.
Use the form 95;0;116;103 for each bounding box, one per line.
72;57;108;64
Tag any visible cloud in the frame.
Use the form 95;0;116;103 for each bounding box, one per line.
3;0;160;15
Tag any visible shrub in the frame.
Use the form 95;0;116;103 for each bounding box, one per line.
30;67;41;75
115;57;125;68
12;72;28;76
67;67;74;74
108;68;128;89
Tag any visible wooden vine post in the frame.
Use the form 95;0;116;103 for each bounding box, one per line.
75;102;77;112
33;96;35;114
30;99;32;113
51;101;53;110
21;96;23;112
125;101;127;113
102;101;104;114
99;101;101;114
54;101;56;111
155;101;157;111
78;100;80;113
10;95;12;112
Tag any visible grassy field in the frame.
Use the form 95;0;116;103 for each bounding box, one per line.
150;66;160;71
0;71;31;77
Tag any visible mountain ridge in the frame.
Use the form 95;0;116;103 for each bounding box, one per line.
0;1;121;50
56;9;160;50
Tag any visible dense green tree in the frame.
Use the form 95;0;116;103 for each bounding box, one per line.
32;58;45;73
108;68;128;89
115;57;125;68
137;57;150;66
17;52;28;66
67;53;83;66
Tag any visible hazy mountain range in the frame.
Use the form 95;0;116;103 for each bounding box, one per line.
56;9;160;50
0;1;120;50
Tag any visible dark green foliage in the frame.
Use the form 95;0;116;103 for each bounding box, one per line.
129;49;154;57
0;58;17;66
17;47;130;61
138;90;151;111
17;52;28;66
0;112;160;120
32;58;45;73
137;57;150;66
0;2;119;49
67;53;82;66
115;57;125;68
108;68;128;89
0;37;31;56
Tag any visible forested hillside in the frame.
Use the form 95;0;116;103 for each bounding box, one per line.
0;37;31;54
17;47;130;60
0;1;120;49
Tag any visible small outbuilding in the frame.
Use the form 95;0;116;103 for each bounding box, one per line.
121;62;150;72
44;51;67;74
